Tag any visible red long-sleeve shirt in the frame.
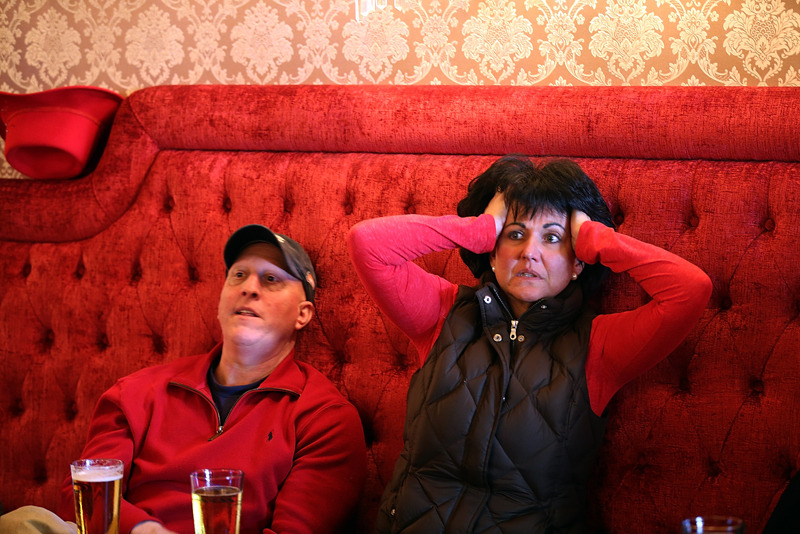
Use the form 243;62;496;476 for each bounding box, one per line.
348;213;712;415
58;344;366;534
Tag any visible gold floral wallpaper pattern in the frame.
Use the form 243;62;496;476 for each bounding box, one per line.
2;0;800;178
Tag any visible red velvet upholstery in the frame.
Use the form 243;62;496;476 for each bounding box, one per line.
1;85;799;533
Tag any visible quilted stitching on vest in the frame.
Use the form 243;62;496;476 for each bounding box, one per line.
378;283;607;534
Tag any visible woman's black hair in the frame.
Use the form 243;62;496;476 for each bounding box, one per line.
456;154;615;297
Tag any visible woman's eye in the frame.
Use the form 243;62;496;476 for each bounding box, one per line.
507;229;524;240
544;233;561;243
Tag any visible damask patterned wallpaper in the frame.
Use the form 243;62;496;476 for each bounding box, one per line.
2;0;800;178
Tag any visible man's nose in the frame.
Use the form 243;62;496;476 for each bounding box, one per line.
240;274;260;296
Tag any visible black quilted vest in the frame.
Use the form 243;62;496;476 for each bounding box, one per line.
376;280;607;534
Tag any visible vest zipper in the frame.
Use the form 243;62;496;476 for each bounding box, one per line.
489;286;518;342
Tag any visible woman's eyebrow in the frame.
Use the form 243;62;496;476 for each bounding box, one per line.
543;222;566;231
503;221;527;231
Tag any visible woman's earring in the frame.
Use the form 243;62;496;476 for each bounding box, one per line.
491;266;496;272
571;273;578;280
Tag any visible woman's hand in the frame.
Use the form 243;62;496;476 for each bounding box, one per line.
131;521;179;534
484;190;508;237
571;210;591;250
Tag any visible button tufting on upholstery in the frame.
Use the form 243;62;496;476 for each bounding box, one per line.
130;260;142;284
613;212;624;227
40;329;54;351
404;196;416;214
283;195;295;213
188;264;200;283
344;191;355;216
97;333;109;351
21;261;31;278
678;375;691;393
151;333;166;354
163;194;175;213
65;400;79;421
33;461;47;485
74;259;85;280
10;398;24;417
222;195;232;213
689;214;700;227
764;218;775;232
750;377;765;396
720;295;733;310
360;414;375;447
707;459;722;479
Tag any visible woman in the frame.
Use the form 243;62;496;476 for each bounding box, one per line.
348;155;712;533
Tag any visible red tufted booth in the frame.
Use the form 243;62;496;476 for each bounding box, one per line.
1;85;799;533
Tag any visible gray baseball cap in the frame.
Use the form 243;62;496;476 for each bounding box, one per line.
224;224;317;303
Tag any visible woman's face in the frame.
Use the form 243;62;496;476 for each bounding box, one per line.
490;208;583;317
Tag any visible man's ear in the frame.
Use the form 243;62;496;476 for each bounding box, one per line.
295;301;314;331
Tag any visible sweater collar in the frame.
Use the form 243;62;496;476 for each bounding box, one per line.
171;342;305;397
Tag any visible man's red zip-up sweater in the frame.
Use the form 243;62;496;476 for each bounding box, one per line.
58;343;367;534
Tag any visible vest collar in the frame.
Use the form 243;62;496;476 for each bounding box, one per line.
476;278;584;337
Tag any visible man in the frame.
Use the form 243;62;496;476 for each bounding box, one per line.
57;225;367;534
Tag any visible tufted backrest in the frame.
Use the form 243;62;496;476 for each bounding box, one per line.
1;85;799;533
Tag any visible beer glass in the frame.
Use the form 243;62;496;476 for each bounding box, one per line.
682;516;745;533
190;468;243;534
70;458;123;534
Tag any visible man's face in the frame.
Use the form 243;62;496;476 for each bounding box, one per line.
217;243;312;350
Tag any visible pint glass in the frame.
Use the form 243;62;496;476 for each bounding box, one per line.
682;516;745;533
70;459;123;534
190;468;243;534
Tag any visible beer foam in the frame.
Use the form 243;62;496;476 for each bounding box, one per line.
72;469;123;482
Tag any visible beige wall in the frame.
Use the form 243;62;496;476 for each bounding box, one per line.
2;0;800;178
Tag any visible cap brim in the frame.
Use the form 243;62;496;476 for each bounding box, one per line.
223;224;281;269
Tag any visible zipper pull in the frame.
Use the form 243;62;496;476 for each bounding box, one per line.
509;320;518;341
208;425;224;441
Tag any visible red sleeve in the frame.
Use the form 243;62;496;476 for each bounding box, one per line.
58;387;163;533
579;221;713;415
347;213;497;364
266;403;367;534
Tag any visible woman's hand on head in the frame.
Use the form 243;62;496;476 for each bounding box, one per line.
484;191;508;237
570;210;591;250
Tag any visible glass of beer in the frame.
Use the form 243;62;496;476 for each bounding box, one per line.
190;468;243;534
682;516;745;533
70;458;123;534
